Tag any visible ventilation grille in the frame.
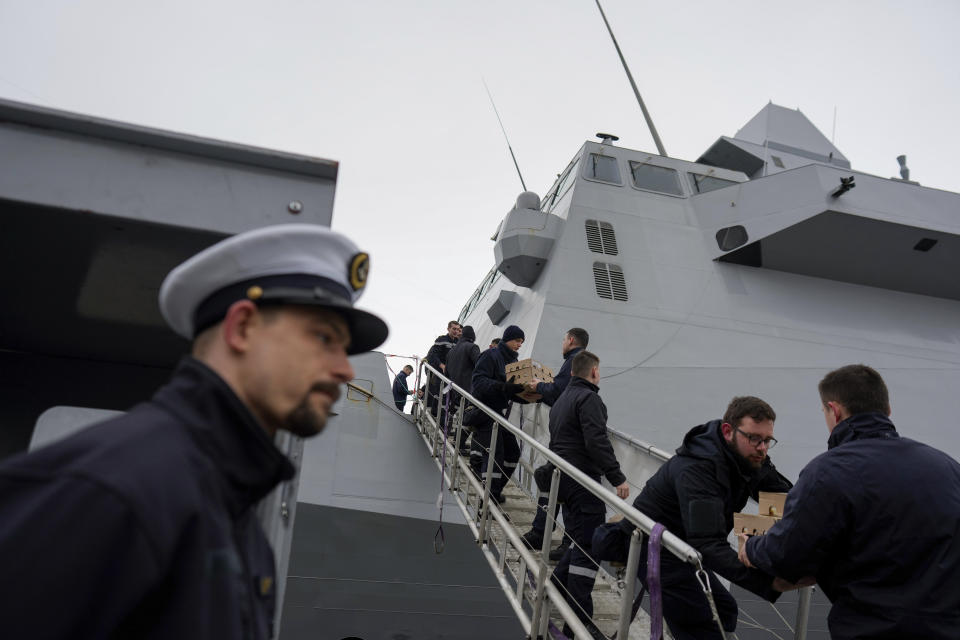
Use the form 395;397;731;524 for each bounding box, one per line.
585;219;619;255
593;262;628;301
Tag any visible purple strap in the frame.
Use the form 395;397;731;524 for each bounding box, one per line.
647;523;666;640
547;620;568;639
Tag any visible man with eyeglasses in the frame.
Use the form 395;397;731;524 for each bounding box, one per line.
739;365;960;639
620;396;794;640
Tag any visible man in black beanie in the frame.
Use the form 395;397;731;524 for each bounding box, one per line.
469;325;528;501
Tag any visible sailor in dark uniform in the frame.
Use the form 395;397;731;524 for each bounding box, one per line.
392;364;414;410
0;224;388;639
546;350;629;639
425;320;461;412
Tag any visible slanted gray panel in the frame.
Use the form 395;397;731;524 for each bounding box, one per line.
281;504;523;640
486;290;517;325
725;211;960;300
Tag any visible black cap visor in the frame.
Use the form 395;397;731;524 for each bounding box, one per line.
251;296;388;355
193;275;388;354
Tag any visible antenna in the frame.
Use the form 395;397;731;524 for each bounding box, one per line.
594;0;667;157
482;77;527;191
832;106;838;145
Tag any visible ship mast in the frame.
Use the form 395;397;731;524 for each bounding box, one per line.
594;0;668;157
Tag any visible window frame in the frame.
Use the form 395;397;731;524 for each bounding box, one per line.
582;152;624;186
688;172;739;195
628;160;686;198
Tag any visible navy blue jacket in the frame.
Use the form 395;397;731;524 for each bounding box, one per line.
535;346;583;407
0;357;294;639
548;376;625;487
628;420;792;601
471;341;528;414
446;327;480;395
426;333;457;371
392;370;410;404
746;413;960;639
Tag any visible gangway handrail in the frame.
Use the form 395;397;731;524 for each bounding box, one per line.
606;425;672;463
416;361;702;565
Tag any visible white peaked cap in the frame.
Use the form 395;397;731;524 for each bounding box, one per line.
158;224;388;354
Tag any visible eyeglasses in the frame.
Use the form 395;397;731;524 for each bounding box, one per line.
734;426;778;450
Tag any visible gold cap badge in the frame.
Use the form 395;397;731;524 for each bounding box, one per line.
349;252;369;291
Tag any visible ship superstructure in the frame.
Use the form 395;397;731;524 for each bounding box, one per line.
459;102;960;483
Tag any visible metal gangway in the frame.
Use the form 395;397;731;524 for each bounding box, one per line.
410;361;814;640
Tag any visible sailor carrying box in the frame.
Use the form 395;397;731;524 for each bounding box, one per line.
505;358;553;402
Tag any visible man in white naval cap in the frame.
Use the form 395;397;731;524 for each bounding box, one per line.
0;224;387;640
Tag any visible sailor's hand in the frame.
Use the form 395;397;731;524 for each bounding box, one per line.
525;380;541;393
440;364;446;372
772;576;815;592
737;534;754;567
615;482;630;499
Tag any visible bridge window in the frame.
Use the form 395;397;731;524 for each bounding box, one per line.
689;173;738;194
629;161;683;196
593;262;628;301
586;153;622;184
585;220;618;255
542;157;581;213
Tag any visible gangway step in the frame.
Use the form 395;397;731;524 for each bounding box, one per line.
484;479;659;639
419;401;662;639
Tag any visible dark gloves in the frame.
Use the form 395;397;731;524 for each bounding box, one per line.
502;382;526;395
533;462;555;492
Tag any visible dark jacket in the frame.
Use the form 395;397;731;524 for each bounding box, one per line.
392;370;410;404
536;346;583;407
426;333;457;372
471;341;528;414
747;413;960;639
446;326;480;395
0;357;294;640
629;420;792;601
548;376;625;487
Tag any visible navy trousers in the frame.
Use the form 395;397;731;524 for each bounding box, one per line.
529;496;572;546
471;421;520;498
550;478;605;626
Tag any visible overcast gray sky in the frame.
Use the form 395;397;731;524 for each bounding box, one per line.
2;0;958;372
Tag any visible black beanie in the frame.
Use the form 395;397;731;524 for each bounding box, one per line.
502;325;525;343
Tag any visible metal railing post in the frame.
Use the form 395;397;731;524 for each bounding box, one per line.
432;375;444;458
417;366;428;435
477;421;500;545
616;529;643;640
530;467;560;638
794;586;813;640
540;469;561;563
450;396;466;490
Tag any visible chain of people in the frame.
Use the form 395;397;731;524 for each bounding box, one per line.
0;224;956;640
401;318;960;640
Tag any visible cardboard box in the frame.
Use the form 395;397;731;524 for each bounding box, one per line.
734;513;781;550
505;358;554;386
758;492;788;517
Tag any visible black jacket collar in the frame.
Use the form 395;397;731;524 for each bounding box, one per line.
153;357;296;516
562;346;584;360
568;375;598;394
828;412;898;450
497;341;519;363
